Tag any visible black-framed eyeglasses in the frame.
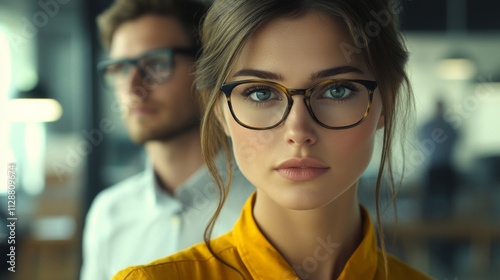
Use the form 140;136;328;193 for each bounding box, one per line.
97;47;197;89
220;79;377;130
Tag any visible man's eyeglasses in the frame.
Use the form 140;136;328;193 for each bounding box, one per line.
220;79;377;130
97;47;197;89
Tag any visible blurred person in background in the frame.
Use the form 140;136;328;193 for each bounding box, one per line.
419;98;460;277
80;0;254;279
419;98;459;220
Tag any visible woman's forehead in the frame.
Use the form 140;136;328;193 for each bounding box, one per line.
230;11;371;83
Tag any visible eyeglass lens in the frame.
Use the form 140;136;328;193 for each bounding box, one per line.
101;52;174;89
228;80;370;129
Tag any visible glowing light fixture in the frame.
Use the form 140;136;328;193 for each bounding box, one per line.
7;83;63;123
436;54;477;80
8;98;63;122
436;0;477;81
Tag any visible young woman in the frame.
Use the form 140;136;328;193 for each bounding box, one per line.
114;0;431;279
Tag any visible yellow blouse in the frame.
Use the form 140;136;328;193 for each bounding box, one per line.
113;193;431;280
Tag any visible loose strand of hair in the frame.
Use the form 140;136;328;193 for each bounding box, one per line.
201;106;245;280
376;132;390;280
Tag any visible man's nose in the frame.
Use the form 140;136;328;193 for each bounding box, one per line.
126;67;150;101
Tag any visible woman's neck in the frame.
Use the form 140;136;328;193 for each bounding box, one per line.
253;186;363;280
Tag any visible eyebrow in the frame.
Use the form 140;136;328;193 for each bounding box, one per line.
232;65;364;81
232;69;283;80
310;66;364;80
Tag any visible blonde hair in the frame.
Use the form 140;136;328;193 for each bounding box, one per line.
197;0;412;277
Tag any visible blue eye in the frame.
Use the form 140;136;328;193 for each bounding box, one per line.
249;89;274;101
240;85;282;103
323;86;351;99
318;81;364;101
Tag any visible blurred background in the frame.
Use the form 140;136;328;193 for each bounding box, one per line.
0;0;499;279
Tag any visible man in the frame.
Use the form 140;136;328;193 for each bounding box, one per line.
419;98;460;277
80;1;254;279
419;98;459;220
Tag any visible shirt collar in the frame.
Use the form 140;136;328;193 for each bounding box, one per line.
145;150;230;210
234;193;295;279
143;159;185;211
143;160;159;209
337;206;378;279
233;193;378;279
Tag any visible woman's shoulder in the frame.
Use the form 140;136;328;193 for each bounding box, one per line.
112;232;247;280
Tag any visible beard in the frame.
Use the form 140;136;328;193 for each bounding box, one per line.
127;115;201;144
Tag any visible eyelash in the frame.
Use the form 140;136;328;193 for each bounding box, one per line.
240;86;282;107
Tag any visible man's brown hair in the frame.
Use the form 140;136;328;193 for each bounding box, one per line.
97;0;208;51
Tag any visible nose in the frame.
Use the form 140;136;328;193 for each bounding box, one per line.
282;96;318;146
122;67;150;102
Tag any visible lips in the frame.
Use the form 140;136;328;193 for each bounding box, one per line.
275;158;329;182
130;105;156;115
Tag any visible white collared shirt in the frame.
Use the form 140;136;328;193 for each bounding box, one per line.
80;153;254;280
